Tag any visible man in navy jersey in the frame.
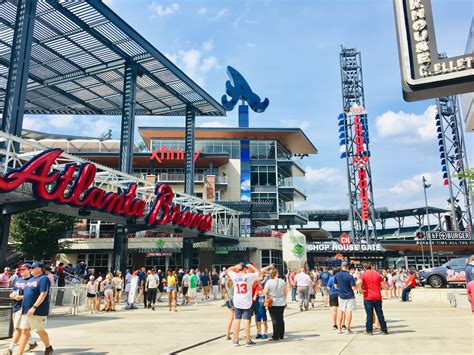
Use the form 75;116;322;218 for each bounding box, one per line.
17;262;53;355
8;264;38;354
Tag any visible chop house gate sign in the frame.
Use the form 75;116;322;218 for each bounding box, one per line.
0;149;212;232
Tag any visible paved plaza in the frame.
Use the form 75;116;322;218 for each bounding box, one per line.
0;289;471;355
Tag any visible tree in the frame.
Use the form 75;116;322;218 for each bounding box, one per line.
11;210;78;261
457;168;474;196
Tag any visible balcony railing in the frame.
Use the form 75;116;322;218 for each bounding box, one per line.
278;178;306;194
215;175;228;184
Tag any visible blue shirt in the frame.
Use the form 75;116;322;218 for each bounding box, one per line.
466;264;473;284
255;295;266;314
12;277;29;313
327;275;340;296
200;274;210;287
320;271;330;287
334;270;355;300
22;274;51;316
211;274;219;286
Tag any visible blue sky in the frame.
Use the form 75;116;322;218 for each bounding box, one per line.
25;0;474;214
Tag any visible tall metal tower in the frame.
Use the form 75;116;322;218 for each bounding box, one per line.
338;47;377;243
435;91;472;232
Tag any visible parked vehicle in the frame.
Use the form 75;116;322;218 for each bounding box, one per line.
418;257;468;288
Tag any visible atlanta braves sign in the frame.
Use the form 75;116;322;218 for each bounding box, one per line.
0;149;212;232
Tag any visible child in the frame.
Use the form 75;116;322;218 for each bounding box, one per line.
308;273;316;308
253;286;268;339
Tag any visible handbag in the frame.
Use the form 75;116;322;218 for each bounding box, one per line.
264;279;279;308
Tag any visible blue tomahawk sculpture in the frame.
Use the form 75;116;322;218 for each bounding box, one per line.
221;66;269;113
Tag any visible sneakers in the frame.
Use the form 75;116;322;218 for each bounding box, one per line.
381;330;389;335
342;325;347;330
44;345;54;355
152;306;155;311
333;325;338;330
245;340;256;347
337;328;343;334
261;334;268;339
226;336;232;340
363;331;373;335
233;340;239;347
299;306;303;312
28;342;38;351
256;334;263;339
345;328;353;335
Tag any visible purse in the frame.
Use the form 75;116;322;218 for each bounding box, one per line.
264;279;279;308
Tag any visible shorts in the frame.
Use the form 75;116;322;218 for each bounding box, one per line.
87;292;97;298
183;286;188;296
338;297;356;312
309;294;315;300
167;285;177;292
212;285;219;294
329;294;339;307
255;311;267;322
12;310;22;329
19;315;47;331
225;300;234;309
321;287;329;296
188;288;197;299
234;307;253;320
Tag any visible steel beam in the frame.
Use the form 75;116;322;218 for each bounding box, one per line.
119;61;138;174
0;212;11;269
184;105;196;195
1;0;37;137
112;225;128;273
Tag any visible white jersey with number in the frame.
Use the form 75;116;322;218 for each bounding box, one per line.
228;271;259;309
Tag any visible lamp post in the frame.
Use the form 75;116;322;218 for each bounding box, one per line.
422;176;435;268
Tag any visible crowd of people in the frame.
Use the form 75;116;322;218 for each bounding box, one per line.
2;255;473;353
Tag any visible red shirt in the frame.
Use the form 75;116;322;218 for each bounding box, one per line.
405;275;416;288
359;270;383;301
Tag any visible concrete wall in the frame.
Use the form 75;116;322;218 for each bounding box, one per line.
411;288;471;309
220;159;241;200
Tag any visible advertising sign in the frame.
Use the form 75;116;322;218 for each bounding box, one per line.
282;229;307;270
417;231;472;245
150;147;201;164
393;0;473;101
307;241;383;253
0;149;212;232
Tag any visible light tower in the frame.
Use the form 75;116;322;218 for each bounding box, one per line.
338;47;377;243
434;54;472;232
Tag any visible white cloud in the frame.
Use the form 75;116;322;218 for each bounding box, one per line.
150;2;180;17
304;167;345;184
23;117;48;131
213;9;229;19
48;115;75;129
202;40;213;52
198;7;207;15
375;105;437;144
199;121;232;128
388;171;442;197
167;43;221;86
281;119;310;131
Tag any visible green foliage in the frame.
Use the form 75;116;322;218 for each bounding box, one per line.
11;210;78;260
457;168;474;196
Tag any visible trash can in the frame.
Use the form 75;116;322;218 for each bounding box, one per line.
0;306;13;339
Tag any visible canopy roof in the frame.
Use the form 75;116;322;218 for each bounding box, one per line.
0;0;225;116
139;127;318;155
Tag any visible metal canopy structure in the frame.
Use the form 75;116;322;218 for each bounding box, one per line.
0;0;225;117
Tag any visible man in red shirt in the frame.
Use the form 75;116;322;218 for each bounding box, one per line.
357;263;388;335
401;271;416;302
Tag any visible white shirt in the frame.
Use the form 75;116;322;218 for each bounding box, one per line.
147;274;159;289
295;272;311;287
228;271;259;309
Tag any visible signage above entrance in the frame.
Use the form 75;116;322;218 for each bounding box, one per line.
150;147;201;164
307;241;383;253
393;0;474;101
0;149;212;232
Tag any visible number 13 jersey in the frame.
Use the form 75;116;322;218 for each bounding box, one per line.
228;271;259;309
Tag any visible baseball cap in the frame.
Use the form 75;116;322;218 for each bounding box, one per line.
89;275;95;280
341;261;349;267
20;263;31;270
31;262;45;269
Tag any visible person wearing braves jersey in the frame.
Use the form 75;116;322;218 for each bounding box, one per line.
8;264;38;354
227;262;261;347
